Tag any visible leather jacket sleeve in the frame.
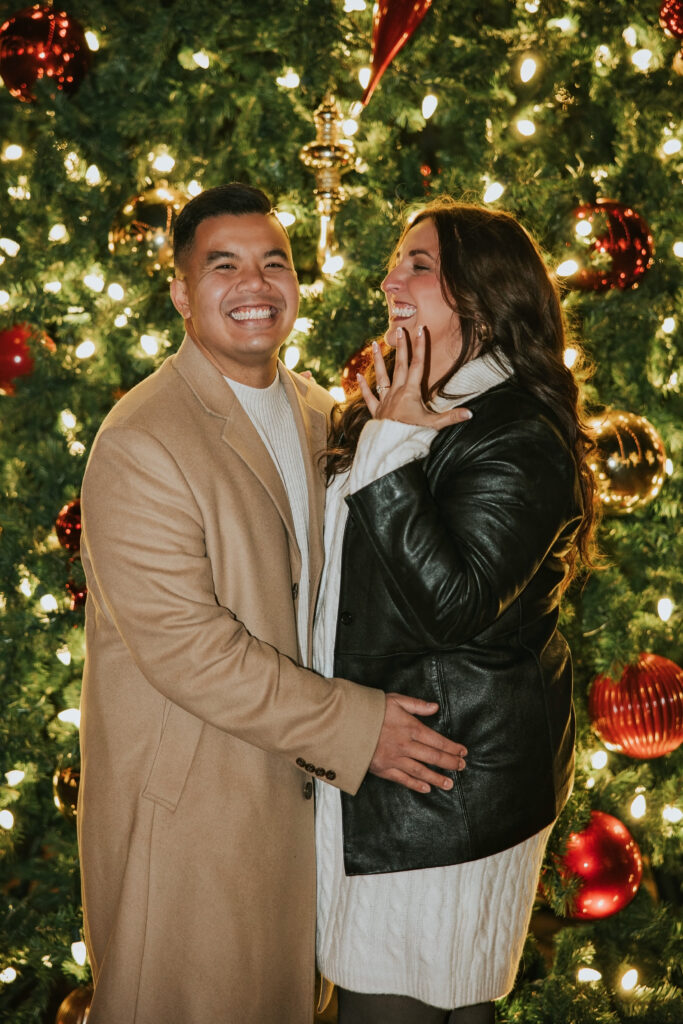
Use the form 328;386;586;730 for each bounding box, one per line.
345;415;582;647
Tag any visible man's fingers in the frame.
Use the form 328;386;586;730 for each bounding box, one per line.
389;693;438;716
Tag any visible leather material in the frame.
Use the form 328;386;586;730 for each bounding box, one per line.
336;380;583;875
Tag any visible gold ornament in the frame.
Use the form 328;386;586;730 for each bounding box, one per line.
299;95;355;275
109;184;188;271
53;753;80;822
588;409;667;513
55;985;93;1024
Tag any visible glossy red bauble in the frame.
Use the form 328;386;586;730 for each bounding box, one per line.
362;0;433;107
561;810;642;919
590;653;683;759
55;499;81;552
0;322;55;393
0;4;91;102
564;199;654;291
660;0;683;38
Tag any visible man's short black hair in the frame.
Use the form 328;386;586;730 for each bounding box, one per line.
173;182;273;270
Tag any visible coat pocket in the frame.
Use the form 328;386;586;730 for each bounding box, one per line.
142;702;204;812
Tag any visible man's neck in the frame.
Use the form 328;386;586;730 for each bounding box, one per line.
189;335;279;388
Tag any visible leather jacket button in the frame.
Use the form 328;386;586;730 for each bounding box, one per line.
295;757;306;768
325;770;336;781
292;582;299;599
305;763;316;773
315;767;326;777
340;611;352;625
303;781;313;799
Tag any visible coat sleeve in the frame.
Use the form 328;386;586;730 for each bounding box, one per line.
81;423;385;795
345;417;582;646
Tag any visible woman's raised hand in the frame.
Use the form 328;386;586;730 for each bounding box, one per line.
356;325;471;429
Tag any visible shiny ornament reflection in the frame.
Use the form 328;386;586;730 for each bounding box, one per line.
53;754;80;822
0;323;54;393
590;653;683;759
560;810;642;919
362;0;433;107
563;199;654;291
55;498;81;552
55;984;92;1024
0;4;90;102
660;0;683;38
587;410;667;513
109;185;188;271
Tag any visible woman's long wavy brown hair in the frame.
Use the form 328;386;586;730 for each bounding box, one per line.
327;197;599;579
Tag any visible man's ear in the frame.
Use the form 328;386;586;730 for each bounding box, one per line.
170;277;191;319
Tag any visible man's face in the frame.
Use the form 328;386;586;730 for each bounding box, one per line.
170;212;299;382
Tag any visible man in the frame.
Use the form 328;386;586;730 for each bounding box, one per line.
78;183;466;1023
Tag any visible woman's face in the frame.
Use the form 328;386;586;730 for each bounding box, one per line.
381;217;463;385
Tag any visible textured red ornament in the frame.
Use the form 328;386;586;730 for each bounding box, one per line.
660;0;683;38
362;0;433;107
587;409;667;514
0;323;35;392
341;340;392;396
55;985;92;1024
65;577;87;610
55;498;81;552
589;653;683;759
561;810;642;919
0;4;91;102
565;199;654;291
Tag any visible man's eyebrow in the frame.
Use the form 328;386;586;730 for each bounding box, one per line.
204;248;290;263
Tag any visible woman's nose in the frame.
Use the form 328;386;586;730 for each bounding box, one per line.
381;267;402;293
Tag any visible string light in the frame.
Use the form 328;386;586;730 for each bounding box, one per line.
590;750;608;770
69;441;85;457
322;253;344;276
575;220;592;237
0;811;14;831
662;317;676;334
85;30;99;51
342;118;359;136
673;241;683;258
3;144;23;160
274;210;296;228
84;273;105;292
58;709;81;727
0;967;17;983
595;44;612;67
0;238;20;257
661;138;681;156
294;317;313;333
276;69;300;88
60;410;77;430
114;314;128;328
358;67;371;89
665;458;674;475
657;597;674;621
19;579;32;598
71;942;87;966
107;283;124;300
519;57;538;82
0;290;9;307
632;49;653;72
524;1;539;10
85;164;101;186
563;347;578;369
39;594;58;612
152;152;175;173
188;180;202;197
662;805;682;823
483;181;505;203
620;968;638;991
630;793;647;818
56;644;72;665
48;224;68;242
622;26;638;47
5;770;24;786
44;281;62;294
577;967;602;982
284;346;300;369
75;340;96;359
329;386;345;402
515;118;536;136
192;50;210;68
140;334;160;356
344;0;366;11
548;17;574;32
556;259;579;277
422;94;438;119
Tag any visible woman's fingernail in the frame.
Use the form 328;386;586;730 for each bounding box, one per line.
462;409;473;419
443;778;453;789
396;327;403;338
417;325;424;338
372;340;379;352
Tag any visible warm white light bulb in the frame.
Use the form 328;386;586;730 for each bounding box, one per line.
657;597;674;621
192;50;210;69
48;223;68;242
662;139;682;156
107;283;124;301
630;793;646;819
114;314;128;328
44;281;62;294
662;805;682;823
85;30;99;51
0;238;20;257
56;644;72;665
344;0;366;11
563;347;578;369
0;289;9;307
622;26;637;47
422;94;438;119
140;334;159;356
483;181;505;203
590;750;608;770
673;241;683;258
152;153;175;173
0;966;17;983
76;340;96;359
40;594;58;612
577;967;602;982
342;118;359;136
60;410;77;429
358;66;372;89
294;317;313;334
19;579;32;597
595;45;611;66
5;770;25;786
85;164;101;186
84;273;105;293
329;386;346;402
0;811;14;831
516;118;536;136
275;210;296;228
3;144;23;161
662;317;676;333
520;58;537;82
665;458;674;475
556;259;579;277
276;70;300;89
188;179;202;197
621;968;638;991
58;708;81;727
575;220;592;237
71;941;87;967
632;49;653;72
322;253;344;275
284;346;300;370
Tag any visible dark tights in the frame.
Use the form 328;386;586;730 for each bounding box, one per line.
336;988;495;1024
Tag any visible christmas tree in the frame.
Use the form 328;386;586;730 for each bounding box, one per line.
0;0;681;1021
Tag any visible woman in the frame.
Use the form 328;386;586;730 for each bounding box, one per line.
314;199;597;1024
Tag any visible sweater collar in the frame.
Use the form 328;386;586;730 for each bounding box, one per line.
430;350;513;411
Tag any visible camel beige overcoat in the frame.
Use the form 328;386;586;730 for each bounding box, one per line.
77;336;385;1024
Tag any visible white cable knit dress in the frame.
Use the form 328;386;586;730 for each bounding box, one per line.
314;355;553;1009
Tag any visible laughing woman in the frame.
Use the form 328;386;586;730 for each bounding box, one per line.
314;199;597;1024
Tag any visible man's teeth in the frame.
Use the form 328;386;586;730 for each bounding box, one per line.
392;304;417;318
230;306;276;321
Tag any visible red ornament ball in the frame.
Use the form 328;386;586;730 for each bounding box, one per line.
590;653;683;759
0;323;55;393
340;340;391;396
65;577;87;610
55;498;81;552
587;409;667;514
362;0;433;107
0;4;91;102
561;810;642;919
660;0;683;39
564;199;654;291
55;984;92;1024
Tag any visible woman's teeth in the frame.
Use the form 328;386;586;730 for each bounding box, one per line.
392;304;417;319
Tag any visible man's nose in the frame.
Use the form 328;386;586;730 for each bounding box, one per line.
237;264;269;289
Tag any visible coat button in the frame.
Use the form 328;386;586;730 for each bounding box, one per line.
340;611;352;625
305;763;316;773
296;757;306;768
325;770;336;781
315;767;326;777
292;582;299;599
303;781;313;799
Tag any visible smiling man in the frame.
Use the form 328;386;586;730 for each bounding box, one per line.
77;184;466;1023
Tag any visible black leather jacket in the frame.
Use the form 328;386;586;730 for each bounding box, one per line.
335;380;583;875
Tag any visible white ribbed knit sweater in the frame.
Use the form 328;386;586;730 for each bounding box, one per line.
314;354;552;1009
